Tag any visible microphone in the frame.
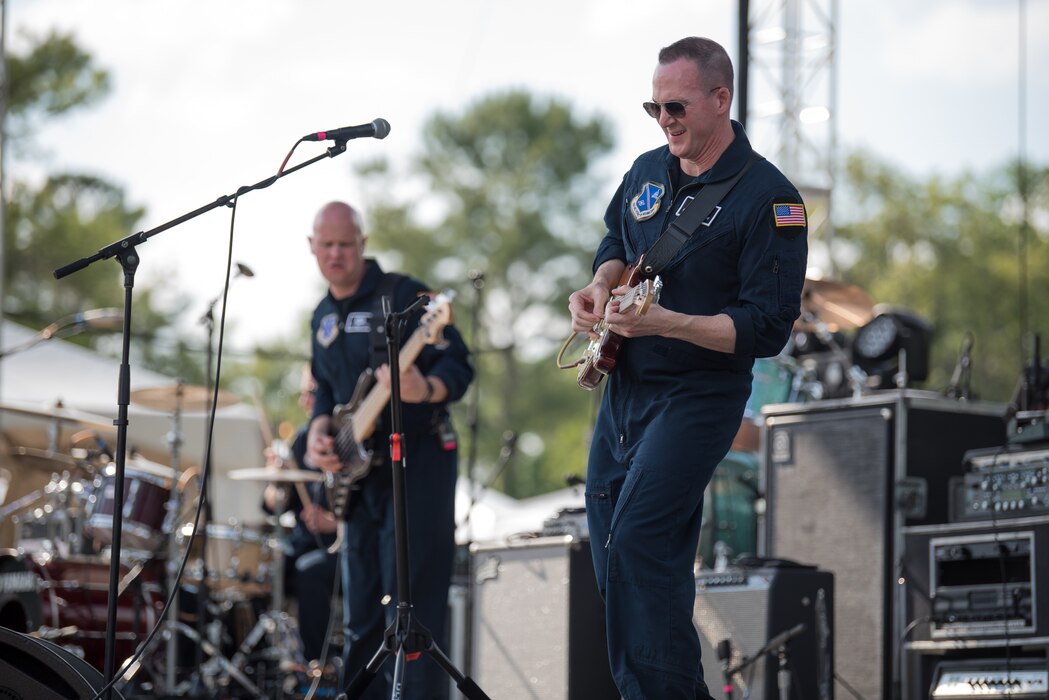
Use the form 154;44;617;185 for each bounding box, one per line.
946;332;974;399
765;622;806;651
302;118;391;142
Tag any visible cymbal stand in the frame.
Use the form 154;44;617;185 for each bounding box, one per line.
161;387;186;695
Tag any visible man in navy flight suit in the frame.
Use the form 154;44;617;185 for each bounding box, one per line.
306;201;473;699
568;37;807;699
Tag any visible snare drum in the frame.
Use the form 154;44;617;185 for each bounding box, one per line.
86;458;174;554
180;521;274;599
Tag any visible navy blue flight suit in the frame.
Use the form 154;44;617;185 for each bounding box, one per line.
585;121;807;699
310;260;473;699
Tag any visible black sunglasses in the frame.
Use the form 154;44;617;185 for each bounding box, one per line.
642;100;688;119
643;88;723;119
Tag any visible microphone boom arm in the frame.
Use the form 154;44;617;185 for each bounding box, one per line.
53;141;349;280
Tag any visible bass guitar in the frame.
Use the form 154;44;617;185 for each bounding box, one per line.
574;260;662;390
324;291;454;553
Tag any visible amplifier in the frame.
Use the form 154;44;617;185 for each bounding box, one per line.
929;658;1048;699
952;446;1049;521
903;516;1049;642
469;536;618;700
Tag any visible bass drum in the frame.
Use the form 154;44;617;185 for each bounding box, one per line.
28;555;164;673
698;450;761;569
0;550;43;634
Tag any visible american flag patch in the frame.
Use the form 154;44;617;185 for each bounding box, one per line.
773;203;806;227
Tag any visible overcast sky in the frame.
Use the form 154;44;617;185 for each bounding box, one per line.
6;0;1047;354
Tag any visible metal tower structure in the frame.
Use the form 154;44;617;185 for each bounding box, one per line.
743;0;839;274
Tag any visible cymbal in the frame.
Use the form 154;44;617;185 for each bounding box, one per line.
130;384;239;413
10;446;84;474
227;467;324;483
799;278;874;332
0;401;114;431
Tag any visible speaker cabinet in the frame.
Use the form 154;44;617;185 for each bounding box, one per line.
761;390;1005;700
0;626;125;699
469;536;618;700
695;565;834;700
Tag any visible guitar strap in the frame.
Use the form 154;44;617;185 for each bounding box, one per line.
639;151;763;278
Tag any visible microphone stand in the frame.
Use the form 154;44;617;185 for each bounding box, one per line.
338;295;490;700
52;139;351;699
724;623;806;700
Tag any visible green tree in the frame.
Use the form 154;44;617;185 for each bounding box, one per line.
3;31;183;368
355;91;616;497
833;153;1049;402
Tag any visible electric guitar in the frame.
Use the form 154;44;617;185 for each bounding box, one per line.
576;260;663;390
324;291;453;553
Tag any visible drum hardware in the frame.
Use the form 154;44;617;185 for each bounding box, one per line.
788;277;881;400
170;620;264;697
800;311;869;399
5;448;97;559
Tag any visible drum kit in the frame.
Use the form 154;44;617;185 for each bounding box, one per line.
0;385;326;698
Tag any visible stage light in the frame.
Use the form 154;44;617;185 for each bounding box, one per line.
852;308;933;387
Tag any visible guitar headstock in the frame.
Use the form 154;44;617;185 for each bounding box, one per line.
419;290;455;346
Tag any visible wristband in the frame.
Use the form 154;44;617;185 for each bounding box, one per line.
421;377;435;404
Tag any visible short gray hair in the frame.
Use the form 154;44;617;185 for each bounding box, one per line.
658;37;734;96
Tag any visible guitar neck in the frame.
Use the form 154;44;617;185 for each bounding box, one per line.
350;327;430;443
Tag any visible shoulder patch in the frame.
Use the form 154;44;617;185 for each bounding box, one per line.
772;202;806;228
316;312;339;348
630;181;666;222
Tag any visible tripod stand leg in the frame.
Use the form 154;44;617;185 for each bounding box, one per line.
339;642;391;699
174;621;263;697
423;642;491;700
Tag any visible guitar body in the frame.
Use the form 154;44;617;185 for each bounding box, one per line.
323;402;376;521
577;258;662;391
